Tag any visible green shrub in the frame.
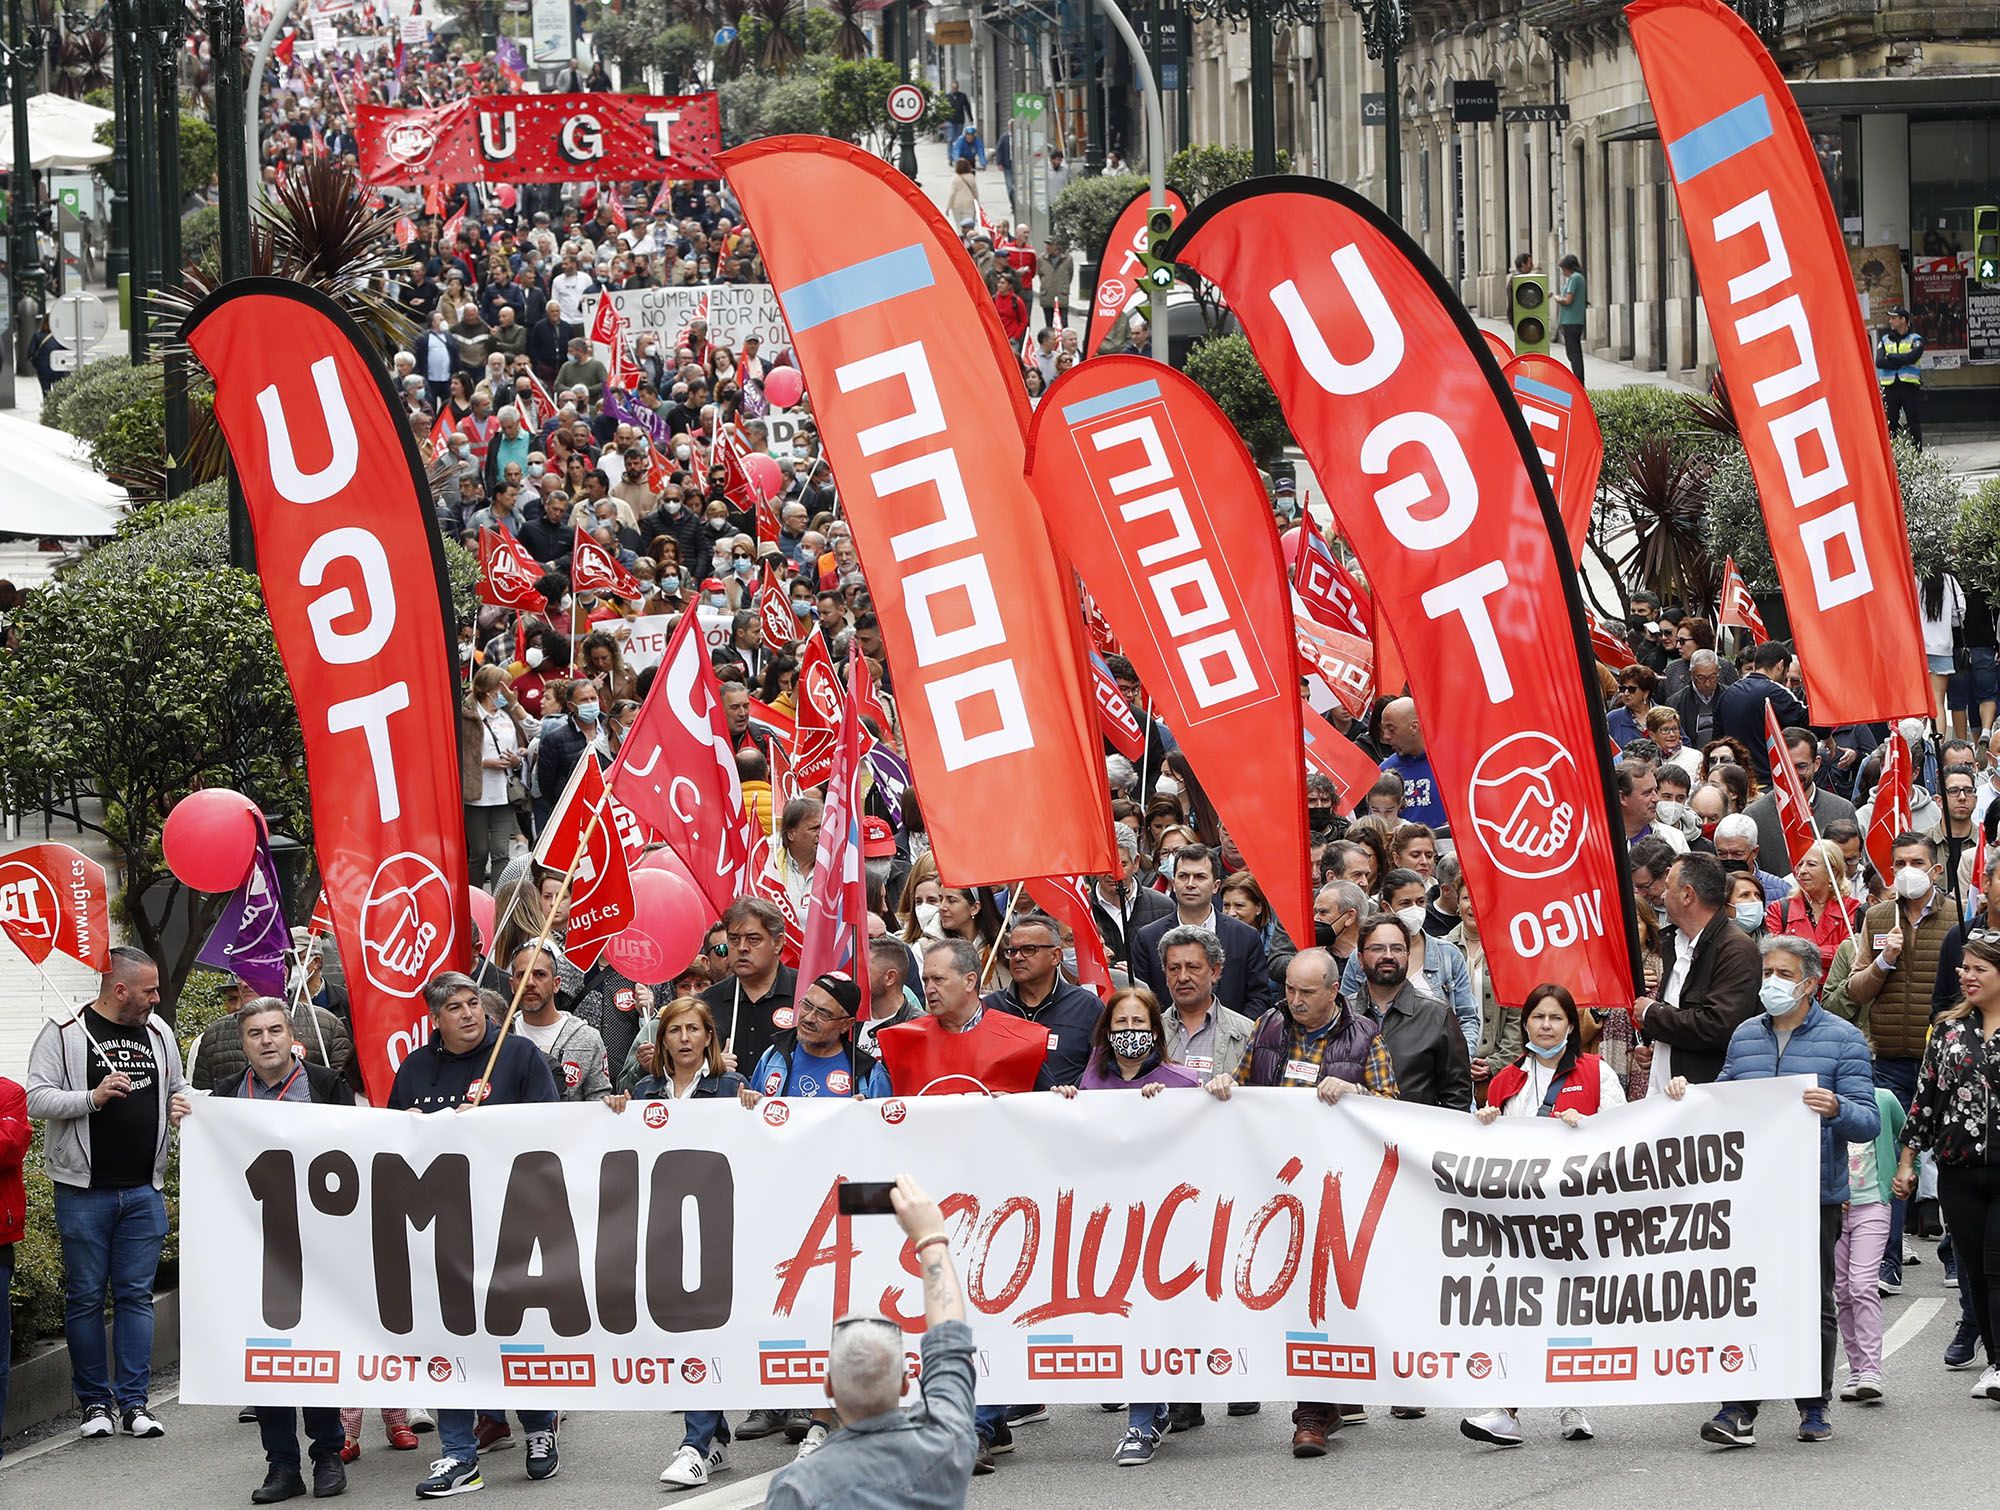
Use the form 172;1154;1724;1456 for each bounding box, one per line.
1183;332;1291;467
1166;143;1290;206
42;354;145;435
182;204;221;279
88;388;167;481
1589;385;1721;484
717;70;828;145
1954;477;2000;601
1050;173;1147;262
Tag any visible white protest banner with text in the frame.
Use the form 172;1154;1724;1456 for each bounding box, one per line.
593;287;790;366
620;612;732;672
179;1080;1818;1410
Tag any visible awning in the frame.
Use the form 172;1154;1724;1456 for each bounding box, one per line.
1602;72;2000;143
0;411;126;536
0;93;115;170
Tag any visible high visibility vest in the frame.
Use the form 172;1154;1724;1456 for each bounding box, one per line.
1877;333;1921;386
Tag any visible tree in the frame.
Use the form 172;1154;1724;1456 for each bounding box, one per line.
717;70;827;144
1050;173;1147;265
1166;143;1290;207
1183;333;1291;468
592;0;709;89
820;59;904;148
1953;477;2000;602
92;112;217;193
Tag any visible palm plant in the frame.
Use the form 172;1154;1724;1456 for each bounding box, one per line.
825;0;878;59
1616;434;1717;611
1682;368;1741;443
753;0;804;73
717;0;748;75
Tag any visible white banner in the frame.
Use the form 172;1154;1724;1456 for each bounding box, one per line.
529;0;571;63
620;611;732;671
593;287;790;365
179;1080;1819;1410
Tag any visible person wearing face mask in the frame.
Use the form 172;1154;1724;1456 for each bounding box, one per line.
1462;983;1625;1447
1726;870;1768;939
1666;936;1876;1446
1048;987;1201;1465
639;488;711;581
531;677;609;832
1822;830;1960;1296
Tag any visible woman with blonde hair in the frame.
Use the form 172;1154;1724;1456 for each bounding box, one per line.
1764;838;1861;971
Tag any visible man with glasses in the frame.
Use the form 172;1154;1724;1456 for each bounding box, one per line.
1938;767;1980;914
983;915;1100;1088
763;1177;977;1509
1660;620;1739;703
698;898;798;1078
1748;727;1857;878
1668;649;1728;749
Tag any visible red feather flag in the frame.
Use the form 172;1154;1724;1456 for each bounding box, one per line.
1718;554;1769;643
1022;874;1115;1002
1763;701;1818;872
1503;353;1603;563
1863;726;1913;885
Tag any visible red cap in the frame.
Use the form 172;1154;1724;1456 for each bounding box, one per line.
861;815;896;859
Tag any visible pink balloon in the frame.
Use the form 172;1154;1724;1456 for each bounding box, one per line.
603;868;708;982
635;845;699;890
468;887;496;954
762;366;804;409
161;788;263;893
743;451;785;502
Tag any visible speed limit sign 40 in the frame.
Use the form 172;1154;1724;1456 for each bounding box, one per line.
887;83;927;125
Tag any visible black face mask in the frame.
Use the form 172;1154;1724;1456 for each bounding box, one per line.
1307;809;1334;835
1314;920;1342;952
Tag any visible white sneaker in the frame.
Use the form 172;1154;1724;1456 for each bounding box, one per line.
1559;1407;1594;1441
409;1407;437;1433
120;1406;165;1438
1974;1365;2000;1401
1459;1408;1523;1446
1838;1376;1863;1402
658;1442;728;1488
795;1422;829;1458
78;1404;115;1439
1852;1373;1884;1402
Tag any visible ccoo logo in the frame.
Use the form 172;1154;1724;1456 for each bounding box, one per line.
1467;733;1586;881
359;852;457;996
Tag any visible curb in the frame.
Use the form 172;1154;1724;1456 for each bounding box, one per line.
2;1288;179;1446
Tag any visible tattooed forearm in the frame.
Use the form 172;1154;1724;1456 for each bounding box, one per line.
921;1249;966;1325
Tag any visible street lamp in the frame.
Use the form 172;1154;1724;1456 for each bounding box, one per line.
1349;0;1407;223
1184;0;1321;176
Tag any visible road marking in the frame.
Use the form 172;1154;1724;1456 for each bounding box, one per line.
1883;1297;1945;1360
689;1466;780;1506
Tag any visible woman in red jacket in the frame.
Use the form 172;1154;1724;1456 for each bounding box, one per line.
1;1074;28;1463
1764;839;1860;971
1461;985;1626;1449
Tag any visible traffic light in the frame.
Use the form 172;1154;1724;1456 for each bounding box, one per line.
1975;205;2000;286
1138;205;1178;292
1510;272;1551;355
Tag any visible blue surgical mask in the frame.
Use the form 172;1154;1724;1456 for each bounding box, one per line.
575;703;600;724
660;574;681;594
792;600;813;620
735;558;755;577
1759;977;1800;1016
1527;1036;1568;1061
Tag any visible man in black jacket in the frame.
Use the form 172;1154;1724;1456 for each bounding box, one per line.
1091;825;1174;971
1633;853;1761;1090
1129;845;1270;1018
206;999;353;1504
983;914;1101;1087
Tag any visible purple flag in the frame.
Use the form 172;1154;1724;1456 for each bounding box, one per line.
196;832;290;997
497;36;527;74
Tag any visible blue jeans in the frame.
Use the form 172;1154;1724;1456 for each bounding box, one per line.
976;1403;1008;1443
51;1183;168;1411
439;1408;555;1466
256;1405;345;1472
683;1411;731;1452
1;1242;14;1462
1127;1402;1166;1436
1875;1057;1919;1283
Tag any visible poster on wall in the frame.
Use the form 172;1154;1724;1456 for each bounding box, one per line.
1968;287;2000;366
1910;254;1969;362
1847;243;1905;325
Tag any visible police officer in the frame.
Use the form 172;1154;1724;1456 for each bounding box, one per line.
1875;304;1925;448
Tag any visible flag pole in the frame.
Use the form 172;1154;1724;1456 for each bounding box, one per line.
979;886;1023;989
287;935;333;1069
476;800;609;1100
31;961;118;1073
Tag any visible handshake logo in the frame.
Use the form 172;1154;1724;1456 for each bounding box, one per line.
1467;734;1587;880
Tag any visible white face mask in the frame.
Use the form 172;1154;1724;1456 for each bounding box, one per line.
1155;775;1181;798
1657;799;1686;826
1395;905;1427;935
524;647;545;669
1893;865;1932;901
1733;899;1763;931
914;901;941;936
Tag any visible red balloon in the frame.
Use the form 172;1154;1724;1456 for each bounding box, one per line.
762;365;804;410
161;788;263;894
468;887;496;954
743;451;785;502
604;868;707;982
635;845;700;890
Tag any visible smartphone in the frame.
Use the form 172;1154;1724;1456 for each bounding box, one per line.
838;1181;897;1216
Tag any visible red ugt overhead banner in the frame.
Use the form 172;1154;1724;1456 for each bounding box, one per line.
723;136;1114;883
1627;0;1927;724
356;92;721;186
1026;356;1312;947
1169;182;1638;1010
1084;187;1187;358
185;282;473;1104
1503;353;1601;563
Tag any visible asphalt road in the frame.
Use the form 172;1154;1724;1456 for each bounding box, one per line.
1;1254;1988;1509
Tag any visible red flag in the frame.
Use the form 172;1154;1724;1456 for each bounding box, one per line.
605;610;750;918
1171;181;1637;1010
356;93;722;186
1481;329;1513;365
1586;608;1639;670
532;756;636;970
1084;187;1188;358
422;180;444;218
428;404;452;455
1717;553;1769;643
440;201;465;247
1863;727;1912;885
1292;605;1376;720
307;890;335;938
186;284;474;1103
1763;701;1817;872
395;213;417;245
796;649;871;1008
1081;591;1121;659
1504;353;1603;563
570;525;642;598
479;526;545;607
791;634;844;789
724;135;1114;884
756;561;798;648
273;31;295;64
589;293;623;349
1284;526;1373;639
1026;356;1313;948
719;426;781;543
1090;655;1146;763
0;843;110;971
1973;823;1988;907
1022;874;1114;1002
1627;0;1927;725
1300;705;1386;814
610;321;643;392
606;191;628;232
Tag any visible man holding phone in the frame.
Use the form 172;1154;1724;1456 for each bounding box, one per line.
764;1176;976;1510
